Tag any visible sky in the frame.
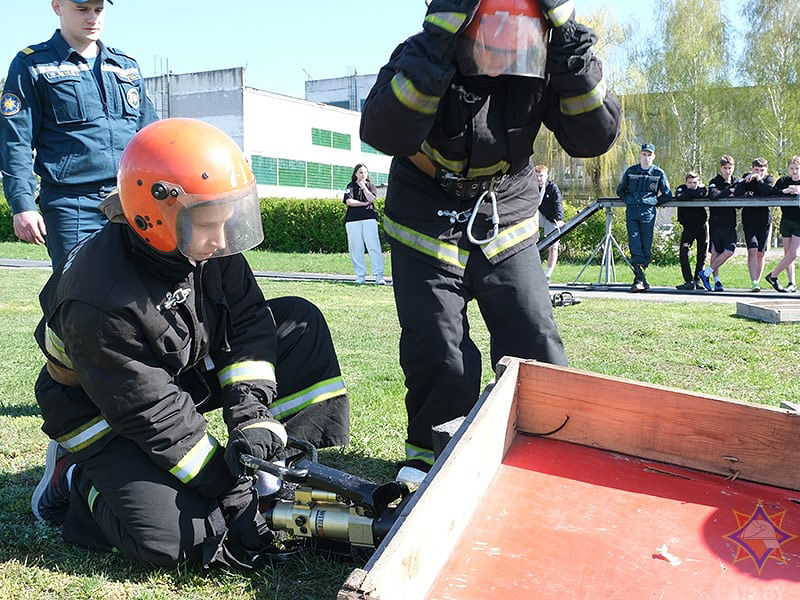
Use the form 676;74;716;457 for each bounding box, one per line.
2;1;739;99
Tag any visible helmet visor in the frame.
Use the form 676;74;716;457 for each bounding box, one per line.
457;12;548;78
172;180;263;261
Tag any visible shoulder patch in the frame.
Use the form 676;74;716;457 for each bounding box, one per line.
22;47;34;55
1;92;22;117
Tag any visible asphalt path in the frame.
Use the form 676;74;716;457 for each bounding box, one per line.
3;258;796;304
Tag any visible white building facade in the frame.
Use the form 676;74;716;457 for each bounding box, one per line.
145;68;392;199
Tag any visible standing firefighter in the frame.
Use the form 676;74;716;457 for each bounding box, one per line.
31;119;350;569
360;0;620;477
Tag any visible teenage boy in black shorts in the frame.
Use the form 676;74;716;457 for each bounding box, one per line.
765;155;800;293
736;157;775;292
699;156;739;292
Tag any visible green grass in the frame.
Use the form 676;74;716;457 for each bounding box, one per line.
1;246;799;599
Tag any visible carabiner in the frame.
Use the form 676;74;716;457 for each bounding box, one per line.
466;185;499;245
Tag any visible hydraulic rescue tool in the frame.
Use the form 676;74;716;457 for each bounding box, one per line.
240;438;415;553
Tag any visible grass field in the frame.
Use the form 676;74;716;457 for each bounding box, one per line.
0;242;798;599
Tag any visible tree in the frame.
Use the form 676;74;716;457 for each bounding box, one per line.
738;0;800;173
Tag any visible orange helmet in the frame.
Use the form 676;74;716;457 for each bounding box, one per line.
118;118;263;261
457;0;548;78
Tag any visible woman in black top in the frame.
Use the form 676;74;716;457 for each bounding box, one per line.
343;164;384;284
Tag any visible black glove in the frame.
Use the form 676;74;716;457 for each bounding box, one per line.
224;417;287;479
546;22;597;75
536;0;576;30
216;479;275;569
423;0;481;38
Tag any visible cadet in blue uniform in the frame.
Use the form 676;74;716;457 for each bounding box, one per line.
616;143;671;292
0;0;157;267
360;0;620;476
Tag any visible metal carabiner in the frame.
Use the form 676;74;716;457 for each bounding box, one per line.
466;184;499;245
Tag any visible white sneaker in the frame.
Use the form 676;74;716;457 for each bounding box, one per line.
375;276;386;285
354;277;365;284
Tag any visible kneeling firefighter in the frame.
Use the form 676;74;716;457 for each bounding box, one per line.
31;118;350;569
360;0;621;475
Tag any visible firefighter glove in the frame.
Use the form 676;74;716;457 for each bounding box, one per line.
225;417;288;479
423;0;481;38
546;22;597;75
217;479;275;569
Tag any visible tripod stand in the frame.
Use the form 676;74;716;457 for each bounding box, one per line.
572;204;632;286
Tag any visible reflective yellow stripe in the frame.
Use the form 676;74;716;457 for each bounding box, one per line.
45;326;73;369
242;420;288;446
87;486;99;513
466;161;510;179
560;79;607;116
169;433;219;484
217;360;276;388
391;73;440;115
424;11;467;35
384;215;469;271
421;141;467;174
547;0;574;27
482;217;538;259
56;416;111;452
270;376;347;421
405;442;435;466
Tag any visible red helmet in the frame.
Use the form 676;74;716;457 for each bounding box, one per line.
118;118;263;261
457;0;548;78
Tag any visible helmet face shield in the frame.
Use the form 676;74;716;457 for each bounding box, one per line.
171;179;263;261
457;12;548;78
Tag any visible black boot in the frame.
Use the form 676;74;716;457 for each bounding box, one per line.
630;264;645;292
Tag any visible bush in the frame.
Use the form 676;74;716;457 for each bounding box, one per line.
0;194;13;242
259;197;387;253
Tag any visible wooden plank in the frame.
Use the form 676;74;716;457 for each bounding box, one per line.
736;300;800;324
340;358;520;600
514;360;800;490
428;436;800;599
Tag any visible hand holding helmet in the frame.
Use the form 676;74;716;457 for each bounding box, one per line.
423;0;482;38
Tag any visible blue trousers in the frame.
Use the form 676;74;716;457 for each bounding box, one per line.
625;204;656;267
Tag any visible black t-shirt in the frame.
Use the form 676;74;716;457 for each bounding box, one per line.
343;181;379;223
774;175;800;222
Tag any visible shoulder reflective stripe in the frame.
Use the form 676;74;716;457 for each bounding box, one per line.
169;433;219;484
560;79;607;116
241;421;288;446
390;73;440;115
547;0;575;27
87;486;99;513
424;11;467;35
405;442;435;466
217;360;276;388
482;217;538;259
56;416;111;452
269;376;347;421
421;141;467;174
384;216;469;270
466;160;510;179
45;326;73;368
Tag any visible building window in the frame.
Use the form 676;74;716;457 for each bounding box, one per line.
307;162;333;189
311;127;351;151
278;158;307;187
251;155;278;186
360;140;383;155
252;155;380;191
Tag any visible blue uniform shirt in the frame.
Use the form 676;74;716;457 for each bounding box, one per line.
0;30;158;214
616;164;672;207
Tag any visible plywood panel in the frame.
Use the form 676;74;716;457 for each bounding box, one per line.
514;361;800;490
429;436;800;600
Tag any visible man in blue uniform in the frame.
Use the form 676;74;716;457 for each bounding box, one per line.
360;0;620;478
616;143;671;292
0;0;157;267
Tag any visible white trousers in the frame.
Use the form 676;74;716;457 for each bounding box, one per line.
346;219;384;279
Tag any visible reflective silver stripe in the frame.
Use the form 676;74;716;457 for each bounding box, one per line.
56;416;111;452
424;11;467;34
87;486;99;513
421;141;467;173
466;161;510;179
270;376;347;421
547;0;574;27
405;442;435;466
169;433;219;484
391;73;440;115
384;215;469;271
31;63;89;75
560;79;607;116
242;421;288;446
482;217;538;259
45;326;73;369
217;360;276;388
